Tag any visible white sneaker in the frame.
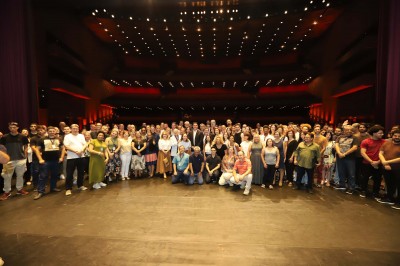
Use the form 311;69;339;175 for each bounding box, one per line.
65;190;72;196
60;174;66;180
243;188;250;195
261;184;266;188
92;183;101;189
121;177;126;181
99;182;107;187
78;186;88;191
126;177;130;180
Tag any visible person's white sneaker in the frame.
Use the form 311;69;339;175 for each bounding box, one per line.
243;188;250;195
78;186;88;191
121;177;125;181
92;183;101;189
261;184;266;188
60;174;66;180
65;190;72;196
99;182;107;187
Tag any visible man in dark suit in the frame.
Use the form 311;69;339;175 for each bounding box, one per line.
188;122;204;151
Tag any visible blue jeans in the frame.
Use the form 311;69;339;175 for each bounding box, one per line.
172;170;190;184
189;172;204;185
38;161;60;193
31;161;40;188
337;157;356;189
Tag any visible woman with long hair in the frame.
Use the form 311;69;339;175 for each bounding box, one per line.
119;130;132;180
145;132;158;177
179;133;192;154
261;138;280;189
248;134;264;185
88;131;109;189
104;128;121;182
273;131;286;187
219;146;237;186
131;132;147;178
285;130;298;187
240;133;252;157
203;135;212;158
156;132;172;179
212;136;228;160
322;131;335;187
226;135;240;155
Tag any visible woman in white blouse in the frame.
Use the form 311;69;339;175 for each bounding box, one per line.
156;132;172;179
240;133;252;157
119;130;132;180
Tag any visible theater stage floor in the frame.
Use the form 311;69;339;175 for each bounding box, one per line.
0;178;400;266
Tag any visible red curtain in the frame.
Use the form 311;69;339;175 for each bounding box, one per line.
0;0;37;131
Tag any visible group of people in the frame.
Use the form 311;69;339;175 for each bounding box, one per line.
0;119;399;209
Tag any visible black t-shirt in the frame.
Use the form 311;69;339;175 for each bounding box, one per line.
189;154;204;173
234;133;242;147
0;133;29;161
206;155;221;170
37;137;63;161
337;136;359;159
212;144;227;160
30;135;43;162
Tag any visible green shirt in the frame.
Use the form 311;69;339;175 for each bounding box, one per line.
294;142;321;169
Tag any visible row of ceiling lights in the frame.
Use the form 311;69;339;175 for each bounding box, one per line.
91;0;332;57
91;0;331;23
108;78;313;87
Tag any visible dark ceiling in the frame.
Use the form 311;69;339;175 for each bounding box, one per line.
33;0;375;122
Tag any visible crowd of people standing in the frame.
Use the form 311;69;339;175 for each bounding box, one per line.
0;119;399;210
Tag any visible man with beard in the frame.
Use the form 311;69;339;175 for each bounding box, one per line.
293;133;321;194
34;127;65;200
335;125;359;194
360;125;386;199
379;130;400;209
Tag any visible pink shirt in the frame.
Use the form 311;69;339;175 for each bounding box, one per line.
234;158;252;175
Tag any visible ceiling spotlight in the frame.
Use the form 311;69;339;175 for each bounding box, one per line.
247;16;251;19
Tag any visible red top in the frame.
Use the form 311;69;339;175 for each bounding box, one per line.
234;158;252;175
360;138;386;163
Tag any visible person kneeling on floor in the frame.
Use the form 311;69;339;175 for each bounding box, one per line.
230;151;253;195
172;145;190;184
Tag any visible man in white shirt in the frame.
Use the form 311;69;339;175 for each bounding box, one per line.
63;124;87;195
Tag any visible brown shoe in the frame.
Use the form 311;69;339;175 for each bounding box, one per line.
17;189;29;195
0;192;11;201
